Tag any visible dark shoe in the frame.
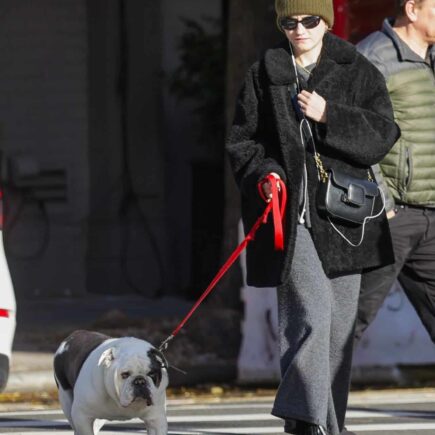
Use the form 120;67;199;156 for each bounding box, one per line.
340;428;356;435
284;420;297;433
285;420;328;435
302;424;328;435
297;424;328;435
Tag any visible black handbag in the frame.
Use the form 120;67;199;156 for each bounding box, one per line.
311;140;384;246
292;112;384;246
286;44;384;246
317;168;379;225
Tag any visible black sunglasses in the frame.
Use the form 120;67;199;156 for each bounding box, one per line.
280;15;321;31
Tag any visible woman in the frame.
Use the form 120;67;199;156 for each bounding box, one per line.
226;1;400;434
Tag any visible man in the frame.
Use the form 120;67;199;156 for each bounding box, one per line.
355;0;435;341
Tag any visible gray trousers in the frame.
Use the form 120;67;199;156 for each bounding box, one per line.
272;225;360;435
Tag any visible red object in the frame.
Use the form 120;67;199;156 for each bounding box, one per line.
257;174;286;250
0;309;9;318
159;175;287;351
332;0;396;43
333;0;349;39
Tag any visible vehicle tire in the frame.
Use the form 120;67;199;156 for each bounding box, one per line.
0;354;9;392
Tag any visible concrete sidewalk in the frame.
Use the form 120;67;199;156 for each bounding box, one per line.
6;349;238;393
7;296;435;394
6;295;240;393
6;351;54;393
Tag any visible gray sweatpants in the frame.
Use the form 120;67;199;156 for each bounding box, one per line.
272;225;360;435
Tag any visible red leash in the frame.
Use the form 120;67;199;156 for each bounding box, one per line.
159;174;287;352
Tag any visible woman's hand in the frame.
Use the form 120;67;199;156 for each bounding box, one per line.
298;90;327;123
261;172;281;201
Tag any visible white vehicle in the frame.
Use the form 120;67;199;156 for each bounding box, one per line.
0;189;16;392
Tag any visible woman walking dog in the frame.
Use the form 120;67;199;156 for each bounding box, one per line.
226;1;400;434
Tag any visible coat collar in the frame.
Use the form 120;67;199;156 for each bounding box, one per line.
264;32;357;86
382;18;435;69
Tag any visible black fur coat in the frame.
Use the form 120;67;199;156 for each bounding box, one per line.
226;33;400;286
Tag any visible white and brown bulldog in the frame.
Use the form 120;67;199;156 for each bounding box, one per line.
54;330;168;435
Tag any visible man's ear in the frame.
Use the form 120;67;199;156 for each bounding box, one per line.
405;0;419;22
98;347;116;368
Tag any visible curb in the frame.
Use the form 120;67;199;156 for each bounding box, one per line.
5;366;238;394
6;363;435;393
5;370;56;393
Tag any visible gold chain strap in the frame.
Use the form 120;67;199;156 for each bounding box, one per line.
314;152;328;183
314;152;374;183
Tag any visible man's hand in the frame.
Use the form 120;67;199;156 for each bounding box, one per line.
386;209;396;219
261;172;281;201
298;90;327;123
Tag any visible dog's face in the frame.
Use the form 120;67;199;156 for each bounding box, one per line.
98;340;168;409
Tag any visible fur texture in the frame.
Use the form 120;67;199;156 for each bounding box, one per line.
54;331;169;435
226;33;400;286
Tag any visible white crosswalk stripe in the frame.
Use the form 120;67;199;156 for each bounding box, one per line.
348;423;435;432
1;394;435;434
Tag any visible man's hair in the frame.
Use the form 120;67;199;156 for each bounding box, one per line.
396;0;424;17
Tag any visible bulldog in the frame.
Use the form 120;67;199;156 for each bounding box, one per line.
54;330;169;435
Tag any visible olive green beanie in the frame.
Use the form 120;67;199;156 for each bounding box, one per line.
275;0;335;30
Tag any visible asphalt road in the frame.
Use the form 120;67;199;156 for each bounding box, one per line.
1;391;435;434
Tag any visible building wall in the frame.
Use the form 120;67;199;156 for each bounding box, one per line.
161;0;222;293
0;0;89;298
86;0;167;297
0;0;222;299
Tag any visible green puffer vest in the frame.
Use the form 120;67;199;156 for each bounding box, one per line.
383;68;435;204
358;19;435;207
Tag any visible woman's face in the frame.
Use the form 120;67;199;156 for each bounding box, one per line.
282;15;328;57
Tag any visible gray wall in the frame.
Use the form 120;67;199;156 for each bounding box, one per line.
0;0;89;298
161;0;222;292
86;0;167;297
0;0;222;299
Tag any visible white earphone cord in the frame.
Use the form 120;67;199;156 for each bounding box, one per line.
327;188;386;247
293;42;384;248
298;119;386;247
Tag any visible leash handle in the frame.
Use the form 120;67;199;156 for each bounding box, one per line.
159;174;287;351
258;174;286;250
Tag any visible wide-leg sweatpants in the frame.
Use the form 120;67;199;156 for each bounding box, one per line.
271;225;360;435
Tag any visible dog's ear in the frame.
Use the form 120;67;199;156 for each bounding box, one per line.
98;347;116;368
149;348;168;369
